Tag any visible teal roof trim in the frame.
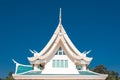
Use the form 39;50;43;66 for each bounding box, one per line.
16;65;33;74
79;71;99;75
22;71;42;75
20;70;99;75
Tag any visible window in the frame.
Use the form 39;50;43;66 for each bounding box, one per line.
57;60;59;67
59;51;62;55
52;60;68;68
65;60;68;68
61;60;64;68
63;52;65;55
55;47;65;55
52;60;55;68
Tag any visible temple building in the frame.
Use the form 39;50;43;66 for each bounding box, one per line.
12;8;108;80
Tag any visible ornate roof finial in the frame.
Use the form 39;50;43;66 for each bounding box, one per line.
59;8;62;24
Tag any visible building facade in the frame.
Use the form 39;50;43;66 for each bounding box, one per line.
12;8;108;80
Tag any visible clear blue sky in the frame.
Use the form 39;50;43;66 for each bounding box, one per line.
0;0;120;78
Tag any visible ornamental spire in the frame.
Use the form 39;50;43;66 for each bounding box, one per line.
59;8;62;24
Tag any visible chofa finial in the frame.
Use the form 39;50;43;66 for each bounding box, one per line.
59;8;62;24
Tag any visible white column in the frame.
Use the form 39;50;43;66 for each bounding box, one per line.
82;64;86;70
34;64;39;71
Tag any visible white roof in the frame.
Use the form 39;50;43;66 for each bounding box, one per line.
27;8;92;65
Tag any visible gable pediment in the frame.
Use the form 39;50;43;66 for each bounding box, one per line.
28;24;92;66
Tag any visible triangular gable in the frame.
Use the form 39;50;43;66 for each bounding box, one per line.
27;9;92;67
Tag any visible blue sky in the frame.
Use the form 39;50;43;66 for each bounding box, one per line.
0;0;120;78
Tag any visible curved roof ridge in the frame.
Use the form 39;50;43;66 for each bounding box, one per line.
12;59;31;67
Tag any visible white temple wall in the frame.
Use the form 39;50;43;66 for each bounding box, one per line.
41;55;79;74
